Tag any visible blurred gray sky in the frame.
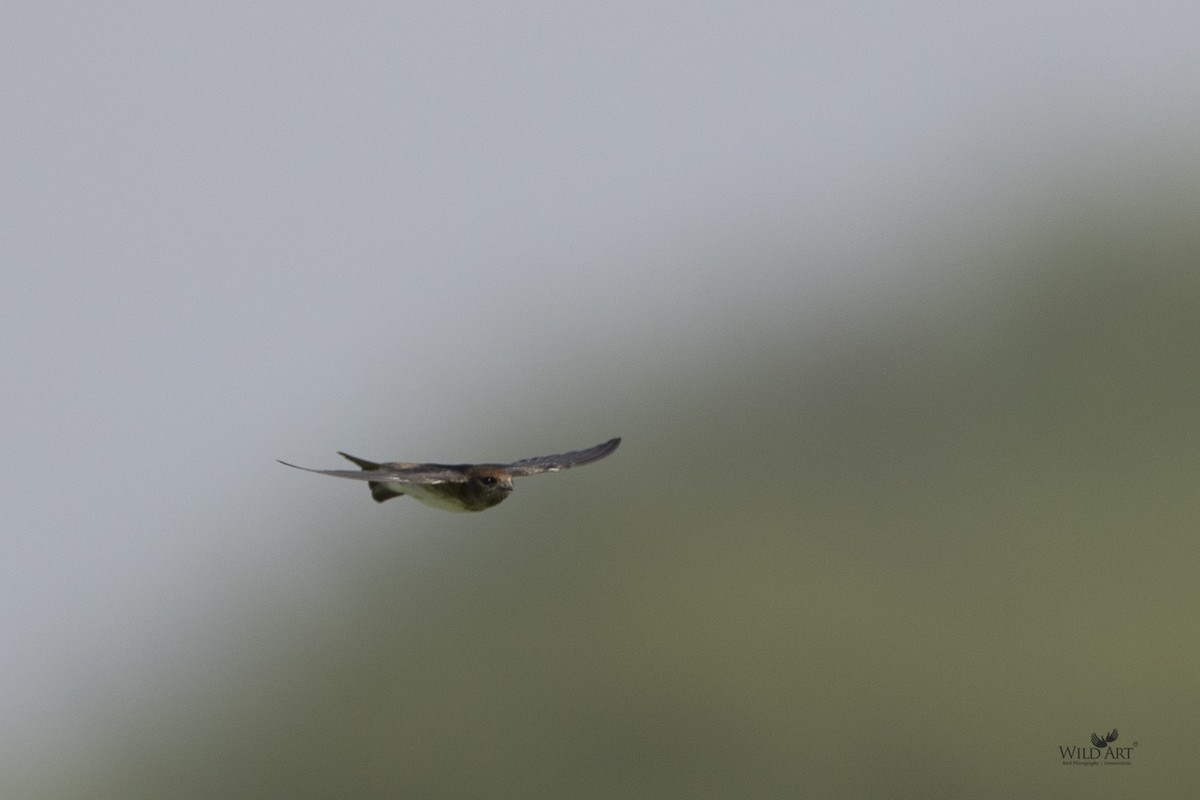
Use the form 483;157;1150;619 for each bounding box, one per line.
4;2;1200;796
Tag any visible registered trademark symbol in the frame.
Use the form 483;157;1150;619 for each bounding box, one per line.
1133;740;1139;747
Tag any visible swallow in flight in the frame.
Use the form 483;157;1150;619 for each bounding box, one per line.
279;437;620;512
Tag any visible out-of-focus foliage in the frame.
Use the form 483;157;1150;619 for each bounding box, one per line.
48;195;1200;798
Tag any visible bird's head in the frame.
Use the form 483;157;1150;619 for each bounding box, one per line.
462;467;515;510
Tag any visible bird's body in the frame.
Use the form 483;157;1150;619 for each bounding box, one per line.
279;437;620;512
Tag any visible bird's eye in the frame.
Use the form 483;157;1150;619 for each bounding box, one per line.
478;476;497;486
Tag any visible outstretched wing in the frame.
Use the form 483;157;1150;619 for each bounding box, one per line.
1106;729;1118;744
277;456;466;484
1090;733;1106;748
502;437;621;477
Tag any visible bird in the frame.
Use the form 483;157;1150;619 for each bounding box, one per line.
278;437;621;512
1090;729;1118;748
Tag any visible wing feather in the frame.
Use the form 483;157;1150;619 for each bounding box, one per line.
277;459;464;484
503;437;621;477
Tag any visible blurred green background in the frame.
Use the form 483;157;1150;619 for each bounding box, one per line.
42;189;1200;799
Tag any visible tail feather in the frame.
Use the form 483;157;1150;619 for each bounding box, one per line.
338;451;382;470
337;452;403;503
369;482;403;503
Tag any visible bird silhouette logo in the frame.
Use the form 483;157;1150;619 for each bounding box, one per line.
1090;729;1118;748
